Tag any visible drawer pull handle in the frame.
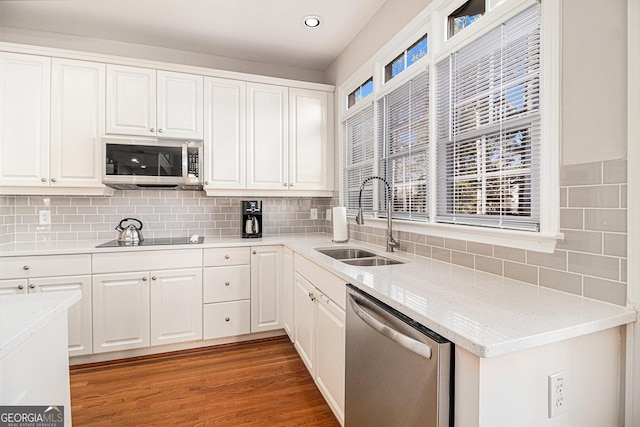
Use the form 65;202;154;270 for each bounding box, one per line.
23;265;29;271
225;281;230;286
225;317;230;322
17;284;24;290
225;255;230;259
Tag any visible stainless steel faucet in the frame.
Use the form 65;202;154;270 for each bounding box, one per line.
356;176;399;252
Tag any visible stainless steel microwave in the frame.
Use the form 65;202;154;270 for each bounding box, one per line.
103;136;203;189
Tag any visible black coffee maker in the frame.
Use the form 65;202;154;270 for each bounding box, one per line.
242;200;262;238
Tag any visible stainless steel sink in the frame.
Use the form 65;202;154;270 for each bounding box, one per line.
315;247;405;266
342;257;403;266
316;248;376;259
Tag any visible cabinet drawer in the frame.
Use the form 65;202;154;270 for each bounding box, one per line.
0;254;91;279
203;247;250;267
203;300;250;339
203;265;250;303
92;249;202;274
294;254;346;310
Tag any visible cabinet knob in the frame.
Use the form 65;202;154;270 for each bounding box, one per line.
158;129;163;133
308;292;315;301
150;128;155;133
225;281;230;286
41;178;46;182
142;277;148;281
252;251;257;255
225;317;230;322
290;183;294;187
22;265;29;270
204;181;209;185
152;276;157;281
283;183;288;187
225;255;230;259
17;284;24;290
51;178;57;183
29;284;36;289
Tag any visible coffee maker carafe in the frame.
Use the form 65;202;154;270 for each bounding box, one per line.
242;200;262;238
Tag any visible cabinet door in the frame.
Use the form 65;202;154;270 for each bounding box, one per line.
282;247;294;339
31;275;93;357
204;77;246;189
106;65;156;136
289;88;328;190
150;268;203;346
92;271;150;353
50;58;105;188
315;294;346;423
250;245;283;332
0;53;50;187
0;279;28;295
293;272;315;373
157;71;203;139
247;83;288;190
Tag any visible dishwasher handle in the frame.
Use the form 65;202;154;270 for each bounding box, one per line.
349;294;432;360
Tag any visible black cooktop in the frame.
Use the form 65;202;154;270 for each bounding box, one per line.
96;236;204;248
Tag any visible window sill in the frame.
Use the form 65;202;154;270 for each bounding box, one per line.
357;217;563;254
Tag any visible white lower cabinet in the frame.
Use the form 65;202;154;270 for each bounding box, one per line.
282;247;294;339
293;255;346;425
92;268;203;353
92;271;150;353
150;268;203;346
250;245;284;332
0;254;93;356
203;247;251;340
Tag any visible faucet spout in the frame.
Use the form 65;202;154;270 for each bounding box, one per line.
356;176;399;252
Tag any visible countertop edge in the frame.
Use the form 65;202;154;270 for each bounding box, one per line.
0;290;82;360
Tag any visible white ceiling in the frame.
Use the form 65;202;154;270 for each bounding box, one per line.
0;0;388;72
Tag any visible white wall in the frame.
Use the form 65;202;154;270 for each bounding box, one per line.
561;0;627;165
0;26;326;84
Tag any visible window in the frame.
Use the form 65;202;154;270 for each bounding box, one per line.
347;77;374;108
343;105;375;212
378;70;430;220
436;4;541;231
448;0;485;38
384;34;428;82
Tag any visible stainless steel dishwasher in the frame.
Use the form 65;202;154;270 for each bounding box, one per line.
345;284;453;427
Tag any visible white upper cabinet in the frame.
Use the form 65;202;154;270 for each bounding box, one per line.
106;65;203;139
205;81;333;195
203;77;246;189
289;88;329;191
50;58;105;189
246;83;289;190
157;70;203;139
0;53;50;187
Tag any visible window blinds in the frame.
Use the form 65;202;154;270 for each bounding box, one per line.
436;4;541;231
378;69;430;220
344;104;375;213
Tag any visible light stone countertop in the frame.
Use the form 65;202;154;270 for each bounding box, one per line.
0;290;81;360
0;234;636;358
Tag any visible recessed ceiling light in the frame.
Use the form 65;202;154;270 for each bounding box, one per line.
303;15;321;28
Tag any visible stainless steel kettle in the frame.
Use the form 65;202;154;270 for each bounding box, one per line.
115;218;144;243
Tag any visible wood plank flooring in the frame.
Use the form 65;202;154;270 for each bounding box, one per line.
70;336;340;426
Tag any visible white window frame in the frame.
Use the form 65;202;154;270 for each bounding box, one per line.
338;0;561;253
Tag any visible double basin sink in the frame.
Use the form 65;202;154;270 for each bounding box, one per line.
315;247;405;266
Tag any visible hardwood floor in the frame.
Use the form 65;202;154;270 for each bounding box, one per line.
70;337;340;426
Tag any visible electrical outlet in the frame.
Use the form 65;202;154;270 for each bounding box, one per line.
548;370;568;418
326;209;332;221
310;208;318;220
39;210;51;226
